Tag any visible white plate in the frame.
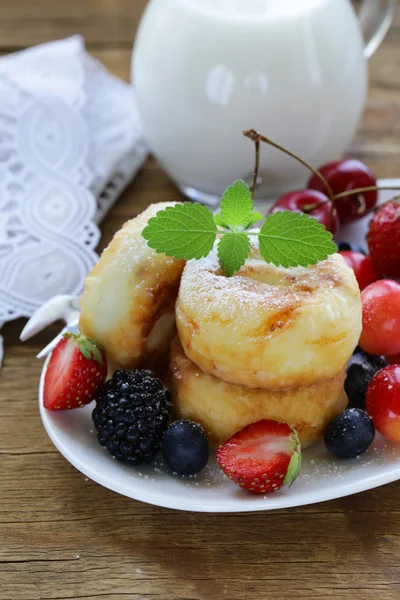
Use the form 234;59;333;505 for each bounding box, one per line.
39;181;400;512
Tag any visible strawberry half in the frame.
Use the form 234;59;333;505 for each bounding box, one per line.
216;420;301;495
368;199;400;279
43;333;107;411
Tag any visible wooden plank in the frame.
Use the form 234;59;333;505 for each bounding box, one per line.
1;2;400;600
0;0;148;49
1;0;400;51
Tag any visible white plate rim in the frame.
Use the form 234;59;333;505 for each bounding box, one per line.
39;180;400;512
39;357;400;512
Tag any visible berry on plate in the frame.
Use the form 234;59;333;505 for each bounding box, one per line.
337;241;366;255
216;420;301;495
345;351;387;410
43;332;107;411
92;369;171;464
367;199;400;279
359;280;400;356
308;159;377;223
269;189;339;234
162;420;209;475
366;365;400;442
324;408;375;458
339;251;380;291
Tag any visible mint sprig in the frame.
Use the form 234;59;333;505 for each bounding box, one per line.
142;179;337;276
217;232;250;277
259;211;337;268
217;179;254;228
143;202;217;260
244;211;264;229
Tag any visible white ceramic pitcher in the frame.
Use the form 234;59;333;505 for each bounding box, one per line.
132;0;396;204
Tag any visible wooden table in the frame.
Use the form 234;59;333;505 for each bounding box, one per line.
1;2;400;599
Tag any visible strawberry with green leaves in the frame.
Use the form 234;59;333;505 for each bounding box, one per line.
216;420;302;495
368;199;400;279
44;333;107;411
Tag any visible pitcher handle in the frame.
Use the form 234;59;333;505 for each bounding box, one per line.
358;0;397;59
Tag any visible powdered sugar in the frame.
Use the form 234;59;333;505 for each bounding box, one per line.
177;236;360;389
180;238;347;318
111;433;400;497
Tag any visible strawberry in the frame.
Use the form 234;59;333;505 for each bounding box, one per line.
43;332;107;411
368;199;400;279
216;420;301;495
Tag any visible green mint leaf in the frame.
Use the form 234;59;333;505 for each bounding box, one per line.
143;203;217;260
214;213;230;229
258;211;337;268
245;211;264;229
217;232;250;277
220;179;254;228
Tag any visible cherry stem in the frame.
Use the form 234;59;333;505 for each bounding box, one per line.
243;131;400;227
333;185;400;200
302;200;329;213
243;129;335;202
301;185;400;217
251;137;261;199
243;129;336;230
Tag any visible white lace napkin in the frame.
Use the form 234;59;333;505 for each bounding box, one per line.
0;36;148;345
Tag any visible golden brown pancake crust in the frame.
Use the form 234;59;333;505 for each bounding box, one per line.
177;241;361;389
170;337;348;447
79;203;185;368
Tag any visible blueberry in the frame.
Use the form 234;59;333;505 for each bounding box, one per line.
162;420;209;476
324;408;375;458
337;241;367;255
345;351;387;409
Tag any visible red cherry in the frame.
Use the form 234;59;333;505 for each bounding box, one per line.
359;280;400;356
269;189;339;234
339;251;380;291
387;354;400;365
308;159;377;224
366;365;400;442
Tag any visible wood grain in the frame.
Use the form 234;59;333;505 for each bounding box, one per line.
0;0;148;49
1;2;400;599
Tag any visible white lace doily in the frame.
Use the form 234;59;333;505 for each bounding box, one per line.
0;36;148;327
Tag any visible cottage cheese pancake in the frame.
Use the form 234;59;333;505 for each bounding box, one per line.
176;239;361;389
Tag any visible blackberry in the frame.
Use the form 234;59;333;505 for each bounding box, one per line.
92;369;171;464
